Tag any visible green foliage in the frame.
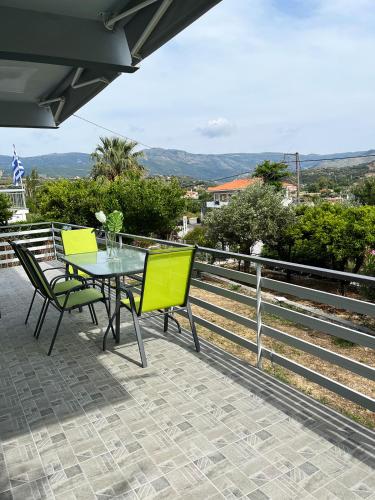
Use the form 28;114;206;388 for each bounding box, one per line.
205;183;294;255
184;197;201;215
91;136;145;181
25;168;41;211
35;178;107;226
34;176;184;239
352;177;375;205
0;193;12;225
107;176;184;238
185;226;213;247
360;250;375;301
264;202;375;273
252;160;290;190
106;211;124;233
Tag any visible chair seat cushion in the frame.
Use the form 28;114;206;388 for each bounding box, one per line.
121;294;141;313
53;279;82;295
57;288;103;309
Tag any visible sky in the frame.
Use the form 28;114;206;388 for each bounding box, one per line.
2;0;375;157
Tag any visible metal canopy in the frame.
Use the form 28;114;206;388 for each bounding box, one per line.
0;0;221;128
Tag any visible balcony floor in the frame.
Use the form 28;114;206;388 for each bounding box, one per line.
0;265;374;500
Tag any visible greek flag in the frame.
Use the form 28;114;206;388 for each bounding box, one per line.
12;145;25;186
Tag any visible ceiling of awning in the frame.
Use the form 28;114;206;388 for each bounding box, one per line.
0;0;221;128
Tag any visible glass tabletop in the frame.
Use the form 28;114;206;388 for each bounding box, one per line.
60;247;146;278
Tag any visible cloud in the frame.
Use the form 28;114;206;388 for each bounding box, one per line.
197;118;235;139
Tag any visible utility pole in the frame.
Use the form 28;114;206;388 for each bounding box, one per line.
283;152;301;204
295;152;301;204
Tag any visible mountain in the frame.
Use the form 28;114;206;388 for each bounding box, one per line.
1;148;375;181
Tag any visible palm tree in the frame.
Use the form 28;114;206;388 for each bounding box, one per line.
91;136;145;181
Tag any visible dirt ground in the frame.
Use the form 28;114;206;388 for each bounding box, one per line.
178;278;375;429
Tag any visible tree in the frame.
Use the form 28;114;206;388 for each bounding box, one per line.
252;160;290;190
0;193;12;225
107;176;184;238
35;179;108;226
352;177;375;205
25;168;41;211
34;177;184;239
205;183;294;269
91;136;145;181
266;202;375;273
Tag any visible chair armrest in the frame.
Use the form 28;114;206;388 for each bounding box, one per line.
50;274;89;288
43;266;66;273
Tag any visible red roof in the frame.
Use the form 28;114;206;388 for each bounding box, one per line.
208;178;260;192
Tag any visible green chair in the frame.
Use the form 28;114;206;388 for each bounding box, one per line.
103;246;200;367
9;241;89;333
60;228;98;277
19;245;113;356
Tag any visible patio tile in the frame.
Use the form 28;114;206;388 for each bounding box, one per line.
0;265;374;498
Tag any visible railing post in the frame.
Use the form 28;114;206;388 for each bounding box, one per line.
119;234;123;248
256;263;263;369
51;222;57;260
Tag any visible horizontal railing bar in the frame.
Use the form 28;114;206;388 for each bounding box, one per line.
194;262;257;286
262;277;375;318
189;296;257;331
0;222;51;230
0;236;53;247
262;348;375;411
0;244;52;257
263;302;375;349
262;324;375;381
0;252;54;265
0;228;52;238
178;310;257;353
191;278;257;308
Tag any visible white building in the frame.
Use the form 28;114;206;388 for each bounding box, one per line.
0;187;29;223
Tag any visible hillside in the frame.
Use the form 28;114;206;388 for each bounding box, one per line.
301;160;375;186
1;148;375;180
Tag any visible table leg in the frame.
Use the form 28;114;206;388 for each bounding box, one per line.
115;275;121;343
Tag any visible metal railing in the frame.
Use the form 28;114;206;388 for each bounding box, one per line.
1;221;374;412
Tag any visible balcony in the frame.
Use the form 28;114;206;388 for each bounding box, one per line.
0;187;29;223
0;222;374;499
206;201;229;208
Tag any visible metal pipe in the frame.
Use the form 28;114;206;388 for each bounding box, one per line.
132;0;173;58
71;68;109;89
256;264;262;369
104;0;159;30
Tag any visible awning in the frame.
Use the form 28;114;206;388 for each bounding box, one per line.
0;0;221;128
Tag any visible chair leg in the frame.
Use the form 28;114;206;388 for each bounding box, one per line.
25;289;37;325
186;301;200;352
163;308;169;332
103;300;116;340
88;304;95;324
91;304;99;325
131;309;147;368
34;299;49;338
103;303;120;351
48;310;64;356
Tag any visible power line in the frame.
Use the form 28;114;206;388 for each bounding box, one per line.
72;114;155;150
284;153;375;163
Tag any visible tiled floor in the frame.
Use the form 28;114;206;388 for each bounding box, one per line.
0;265;374;499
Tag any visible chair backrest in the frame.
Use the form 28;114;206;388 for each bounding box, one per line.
61;228;98;255
139;246;196;314
19;246;56;301
9;241;40;290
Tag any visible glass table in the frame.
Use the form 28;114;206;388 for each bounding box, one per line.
60;246;146;342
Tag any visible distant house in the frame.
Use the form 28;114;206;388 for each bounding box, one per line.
206;178;261;208
206;178;297;208
184;189;199;200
